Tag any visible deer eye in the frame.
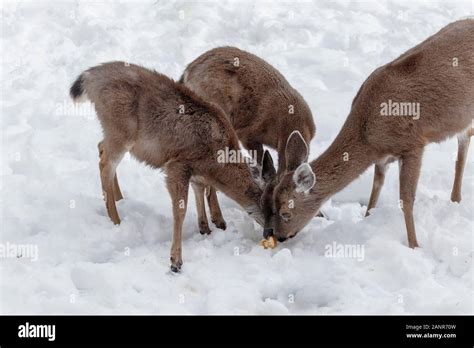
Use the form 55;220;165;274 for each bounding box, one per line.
280;212;292;222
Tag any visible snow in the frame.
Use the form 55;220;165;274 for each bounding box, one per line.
1;0;472;314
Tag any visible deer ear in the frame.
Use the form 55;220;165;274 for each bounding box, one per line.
262;150;276;182
249;164;265;190
285;131;309;171
293;163;315;193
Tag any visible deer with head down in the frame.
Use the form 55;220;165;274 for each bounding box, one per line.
181;46;316;237
70;62;266;272
264;19;474;247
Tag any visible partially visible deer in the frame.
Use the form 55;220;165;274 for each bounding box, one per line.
181;47;316;236
70;62;265;272
265;19;473;248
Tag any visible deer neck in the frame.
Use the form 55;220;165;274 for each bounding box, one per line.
310;119;377;203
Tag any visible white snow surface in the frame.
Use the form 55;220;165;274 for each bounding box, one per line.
1;0;473;314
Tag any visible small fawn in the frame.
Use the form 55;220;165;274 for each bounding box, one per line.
264;19;473;247
181;47;316;236
70;62;266;272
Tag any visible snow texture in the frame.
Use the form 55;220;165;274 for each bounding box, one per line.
1;0;473;314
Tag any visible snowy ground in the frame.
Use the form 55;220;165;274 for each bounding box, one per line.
1;0;473;314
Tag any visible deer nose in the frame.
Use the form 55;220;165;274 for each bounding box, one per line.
277;236;287;242
263;228;273;239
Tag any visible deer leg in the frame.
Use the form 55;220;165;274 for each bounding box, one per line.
206;186;226;230
99;141;123;201
166;163;190;272
191;182;211;235
365;160;389;217
451;128;471;203
398;150;423;249
98;140;125;225
113;174;123;201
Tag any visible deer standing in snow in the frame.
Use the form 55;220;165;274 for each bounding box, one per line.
181;47;316;236
264;19;473;248
70;62;265;271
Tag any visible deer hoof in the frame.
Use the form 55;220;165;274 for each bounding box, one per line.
199;222;212;235
170;265;181;273
450;193;461;203
170;257;182;273
212;219;227;231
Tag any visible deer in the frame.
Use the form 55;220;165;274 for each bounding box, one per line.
69;62;266;272
263;19;474;248
180;46;316;237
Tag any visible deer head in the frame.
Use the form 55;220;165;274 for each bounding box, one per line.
262;131;318;242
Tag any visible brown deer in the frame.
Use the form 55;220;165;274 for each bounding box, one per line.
70;62;265;272
180;46;316;236
264;19;473;248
